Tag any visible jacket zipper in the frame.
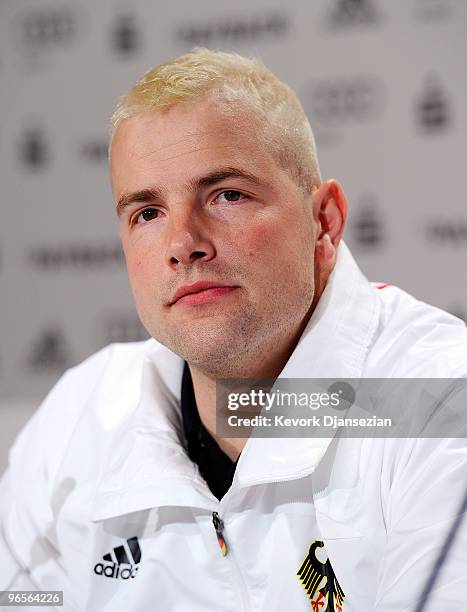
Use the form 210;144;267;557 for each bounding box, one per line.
212;512;228;556
211;510;250;611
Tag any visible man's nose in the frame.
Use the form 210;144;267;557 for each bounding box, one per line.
165;214;215;267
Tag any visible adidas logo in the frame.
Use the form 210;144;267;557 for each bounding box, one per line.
94;537;142;580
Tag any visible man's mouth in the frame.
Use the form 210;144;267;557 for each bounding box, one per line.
170;281;239;306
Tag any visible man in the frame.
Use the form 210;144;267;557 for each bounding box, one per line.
1;49;466;611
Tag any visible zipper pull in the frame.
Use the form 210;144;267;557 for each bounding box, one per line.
212;512;228;556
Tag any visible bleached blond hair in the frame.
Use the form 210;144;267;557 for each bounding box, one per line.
109;48;321;194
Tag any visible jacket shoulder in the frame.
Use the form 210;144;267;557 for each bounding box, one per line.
6;340;155;494
367;284;467;376
68;339;154;384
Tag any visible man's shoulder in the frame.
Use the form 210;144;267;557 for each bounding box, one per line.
41;338;162;434
7;339;161;490
368;283;467;377
67;338;156;384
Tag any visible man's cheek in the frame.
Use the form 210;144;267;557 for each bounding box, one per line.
126;251;153;278
245;224;297;262
242;223;276;254
127;258;159;303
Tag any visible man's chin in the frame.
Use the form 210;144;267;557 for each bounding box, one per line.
156;326;254;372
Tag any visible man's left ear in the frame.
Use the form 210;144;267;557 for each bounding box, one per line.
311;179;348;262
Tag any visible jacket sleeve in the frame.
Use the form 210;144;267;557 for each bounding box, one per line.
0;344;114;594
0;370;76;591
374;433;467;611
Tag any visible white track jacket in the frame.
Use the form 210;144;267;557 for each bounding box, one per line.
1;242;466;611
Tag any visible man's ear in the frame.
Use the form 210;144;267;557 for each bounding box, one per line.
311;179;347;252
307;179;347;301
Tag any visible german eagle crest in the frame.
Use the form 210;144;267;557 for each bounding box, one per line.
297;540;345;611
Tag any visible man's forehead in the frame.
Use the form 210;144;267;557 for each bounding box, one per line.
110;101;264;161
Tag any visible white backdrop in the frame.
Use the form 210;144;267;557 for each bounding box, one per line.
1;0;466;470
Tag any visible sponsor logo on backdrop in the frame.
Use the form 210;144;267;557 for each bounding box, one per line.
28;243;124;270
27;328;70;372
352;195;384;249
19;127;49;170
102;312;149;344
416;76;450;133
302;76;384;131
176;12;289;45
17;6;81;52
426;220;467;245
80;139;109;163
325;0;380;28
111;14;140;56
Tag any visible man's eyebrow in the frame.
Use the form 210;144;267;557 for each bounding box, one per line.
116;167;263;218
188;167;263;191
116;188;162;218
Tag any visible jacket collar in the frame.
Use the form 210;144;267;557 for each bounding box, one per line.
233;241;381;487
92;242;380;521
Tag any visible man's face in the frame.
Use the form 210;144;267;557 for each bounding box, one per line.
110;99;318;374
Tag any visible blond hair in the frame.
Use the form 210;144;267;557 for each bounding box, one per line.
109;48;321;193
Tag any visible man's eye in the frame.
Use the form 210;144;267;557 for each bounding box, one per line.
135;208;160;224
215;190;245;204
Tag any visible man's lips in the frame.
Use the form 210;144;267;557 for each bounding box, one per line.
169;281;239;306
